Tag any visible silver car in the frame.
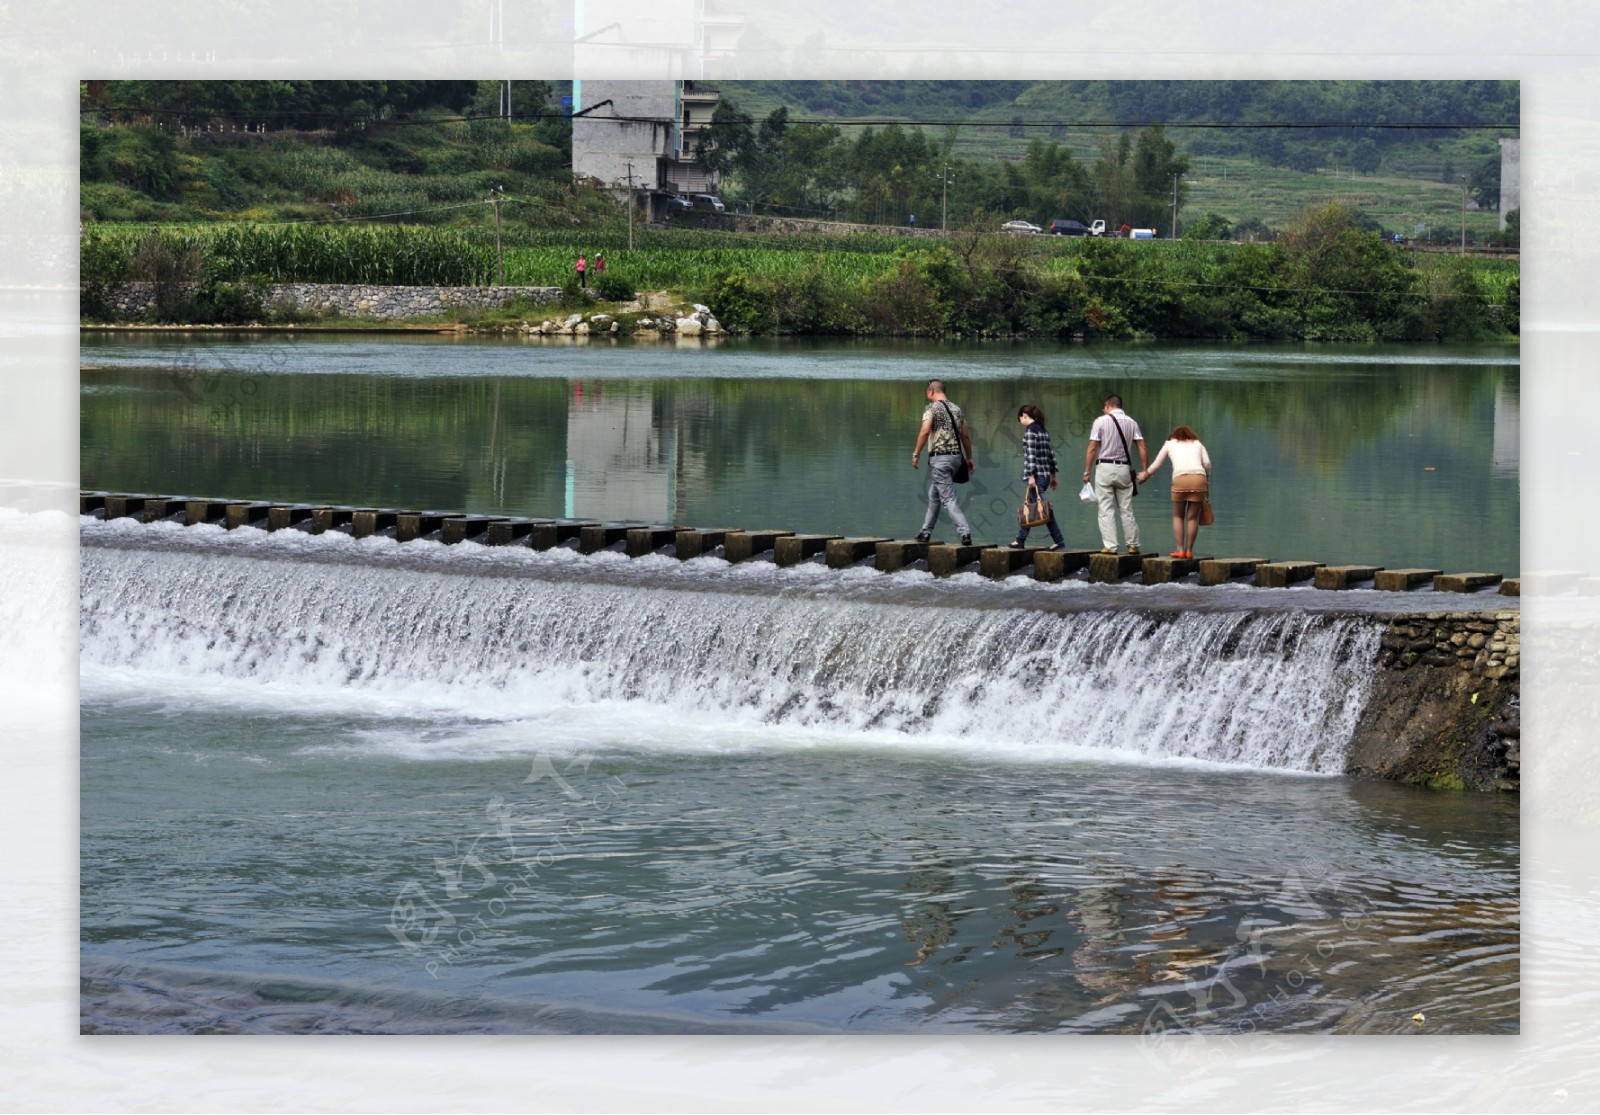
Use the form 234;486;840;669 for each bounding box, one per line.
1001;220;1042;234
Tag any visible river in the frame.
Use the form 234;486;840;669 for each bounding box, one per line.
78;334;1520;1035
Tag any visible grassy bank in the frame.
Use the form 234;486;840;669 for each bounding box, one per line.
82;205;1517;342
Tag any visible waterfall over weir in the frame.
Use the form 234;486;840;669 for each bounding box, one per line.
80;531;1384;774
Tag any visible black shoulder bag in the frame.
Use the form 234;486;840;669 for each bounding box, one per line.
939;401;971;483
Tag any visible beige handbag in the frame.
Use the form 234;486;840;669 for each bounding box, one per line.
1018;487;1053;529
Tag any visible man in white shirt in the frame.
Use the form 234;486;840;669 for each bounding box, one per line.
1082;394;1148;554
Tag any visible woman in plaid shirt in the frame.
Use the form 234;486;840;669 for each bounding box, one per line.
1010;404;1067;550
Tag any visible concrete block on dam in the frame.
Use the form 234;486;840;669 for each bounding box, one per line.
139;497;189;523
825;537;890;569
1434;572;1503;594
875;540;928;572
674;528;738;560
224;502;272;530
351;509;400;538
183;498;229;526
724;530;794;563
443;516;510;545
1089;553;1145;584
980;547;1037;580
1499;579;1520;597
668;524;736;553
626;526;680;557
928;543;985;577
1314;565;1383;591
268;504;319;532
1033;548;1097;582
1141;554;1203;584
486;518;540;546
80;492;108;516
1255;561;1324;588
579;522;644;554
311;507;358;535
1374;568;1443;592
102;494;149;521
395;511;448;542
1199;557;1271;586
530;520;598;550
774;534;842;567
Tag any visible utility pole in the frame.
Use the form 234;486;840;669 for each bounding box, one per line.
941;165;949;232
1171;173;1180;239
1460;175;1468;254
625;161;635;252
490;185;504;285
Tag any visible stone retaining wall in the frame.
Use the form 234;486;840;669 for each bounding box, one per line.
101;282;563;321
1349;611;1520;790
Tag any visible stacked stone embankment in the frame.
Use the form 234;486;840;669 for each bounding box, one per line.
99;282;564;322
1350;612;1521;791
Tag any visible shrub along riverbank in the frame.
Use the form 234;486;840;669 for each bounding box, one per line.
81;203;1517;342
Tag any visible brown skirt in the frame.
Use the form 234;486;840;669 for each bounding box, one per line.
1171;473;1209;504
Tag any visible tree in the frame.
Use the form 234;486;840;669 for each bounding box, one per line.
1469;154;1501;210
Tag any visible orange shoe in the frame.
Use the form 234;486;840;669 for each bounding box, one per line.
1169;550;1185;558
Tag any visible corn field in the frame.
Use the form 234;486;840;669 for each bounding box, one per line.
86;223;496;286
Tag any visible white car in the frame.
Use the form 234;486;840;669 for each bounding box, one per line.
1001;220;1042;234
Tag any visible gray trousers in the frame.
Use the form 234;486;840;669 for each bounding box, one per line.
920;453;973;537
1094;462;1141;549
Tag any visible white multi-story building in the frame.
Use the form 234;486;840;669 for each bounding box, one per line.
571;79;722;220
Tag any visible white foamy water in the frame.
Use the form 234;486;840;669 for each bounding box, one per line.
80;526;1383;773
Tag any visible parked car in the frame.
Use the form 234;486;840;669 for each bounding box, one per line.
665;194;693;211
1001;220;1042;235
1047;219;1093;236
691;194;726;212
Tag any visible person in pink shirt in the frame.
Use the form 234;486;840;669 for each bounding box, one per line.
576;254;587;287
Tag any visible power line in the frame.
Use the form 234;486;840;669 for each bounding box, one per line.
79;106;1519;131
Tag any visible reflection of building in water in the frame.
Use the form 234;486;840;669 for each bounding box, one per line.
564;383;675;521
1491;380;1520;478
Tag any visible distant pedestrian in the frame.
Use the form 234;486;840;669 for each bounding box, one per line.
909;213;915;227
594;252;606;277
1010;404;1066;551
1082;394;1147;555
1139;426;1212;558
911;379;974;546
576;254;587;287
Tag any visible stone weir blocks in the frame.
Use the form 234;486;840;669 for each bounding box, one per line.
269;504;319;531
1034;548;1098;583
81;493;1522;605
1141;554;1204;585
531;519;598;550
875;540;928;572
487;518;540;546
980;546;1038;580
1089;552;1145;584
674;527;738;560
626;526;681;557
826;537;890;569
774;534;842;567
352;509;400;538
1199;557;1271;587
443;515;510;545
225;502;272;530
724;530;795;563
1315;565;1382;591
580;521;644;554
928;543;986;578
1374;568;1443;592
1255;561;1323;589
